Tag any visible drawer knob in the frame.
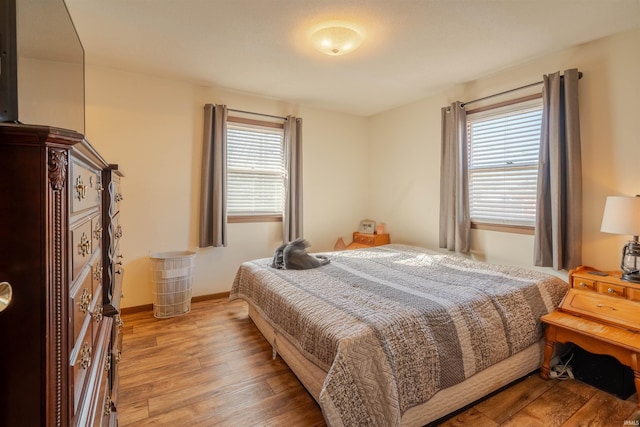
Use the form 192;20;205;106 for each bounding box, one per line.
0;282;12;312
79;289;92;313
579;282;587;288
93;266;103;282
94;224;103;240
80;343;92;370
78;233;91;257
115;315;124;331
104;395;113;417
607;288;615;294
75;175;87;200
91;306;103;323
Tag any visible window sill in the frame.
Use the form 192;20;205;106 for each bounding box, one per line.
228;215;283;223
471;222;534;235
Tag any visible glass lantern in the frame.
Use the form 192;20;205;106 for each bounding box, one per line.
621;238;640;283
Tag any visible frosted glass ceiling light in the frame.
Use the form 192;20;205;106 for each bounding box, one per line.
309;23;364;56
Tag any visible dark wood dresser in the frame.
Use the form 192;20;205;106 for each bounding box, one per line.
0;124;124;426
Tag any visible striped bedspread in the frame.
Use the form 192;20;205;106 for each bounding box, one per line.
230;244;568;426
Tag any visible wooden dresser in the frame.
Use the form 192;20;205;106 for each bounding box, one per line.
0;124;124;426
346;232;390;249
540;266;640;408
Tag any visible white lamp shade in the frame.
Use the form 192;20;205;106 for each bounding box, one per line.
600;196;640;236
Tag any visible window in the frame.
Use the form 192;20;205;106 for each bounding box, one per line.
466;97;542;231
226;118;284;221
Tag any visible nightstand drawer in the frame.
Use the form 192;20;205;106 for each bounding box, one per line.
596;282;625;298
570;266;640;302
627;287;640;302
353;233;376;245
573;277;595;291
347;232;390;249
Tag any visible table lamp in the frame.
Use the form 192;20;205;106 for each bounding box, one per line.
600;195;640;283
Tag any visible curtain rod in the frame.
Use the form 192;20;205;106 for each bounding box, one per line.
461;71;583;108
228;108;287;121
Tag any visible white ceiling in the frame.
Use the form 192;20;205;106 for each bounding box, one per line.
64;0;640;117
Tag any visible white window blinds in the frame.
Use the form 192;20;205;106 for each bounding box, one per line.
227;123;284;216
467;99;542;227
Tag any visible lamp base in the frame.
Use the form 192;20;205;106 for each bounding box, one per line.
621;272;640;284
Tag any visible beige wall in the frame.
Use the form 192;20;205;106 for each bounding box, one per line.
369;28;640;276
85;27;639;308
19;57;85;133
84;66;369;308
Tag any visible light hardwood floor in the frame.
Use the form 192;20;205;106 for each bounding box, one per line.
118;298;640;426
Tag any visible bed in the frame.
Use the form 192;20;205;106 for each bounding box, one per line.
229;244;569;426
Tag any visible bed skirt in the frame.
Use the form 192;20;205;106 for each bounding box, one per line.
246;301;543;427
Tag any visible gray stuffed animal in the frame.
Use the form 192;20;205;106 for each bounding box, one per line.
270;238;330;270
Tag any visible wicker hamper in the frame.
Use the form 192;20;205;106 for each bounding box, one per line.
150;251;196;318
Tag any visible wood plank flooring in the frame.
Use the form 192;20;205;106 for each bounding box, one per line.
118;298;640;426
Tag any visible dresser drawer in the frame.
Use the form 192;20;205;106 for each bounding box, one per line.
70;325;93;415
92;215;103;255
93;259;103;295
74;317;113;427
72;218;97;280
89;286;104;339
90;285;104;343
110;314;124;409
71;159;102;214
70;270;94;345
596;282;626;298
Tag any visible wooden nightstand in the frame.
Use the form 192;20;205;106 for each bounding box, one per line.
346;232;390;249
540;266;640;408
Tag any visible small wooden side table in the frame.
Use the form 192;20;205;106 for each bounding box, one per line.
540;289;640;409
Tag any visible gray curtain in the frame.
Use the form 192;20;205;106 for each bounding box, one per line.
534;69;582;270
283;115;303;242
199;104;228;247
439;101;470;253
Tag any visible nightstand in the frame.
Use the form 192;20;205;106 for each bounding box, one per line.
346;232;390;249
540;266;640;408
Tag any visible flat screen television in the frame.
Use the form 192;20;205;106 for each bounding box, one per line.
0;0;85;134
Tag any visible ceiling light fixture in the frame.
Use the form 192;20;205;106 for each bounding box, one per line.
309;22;364;56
